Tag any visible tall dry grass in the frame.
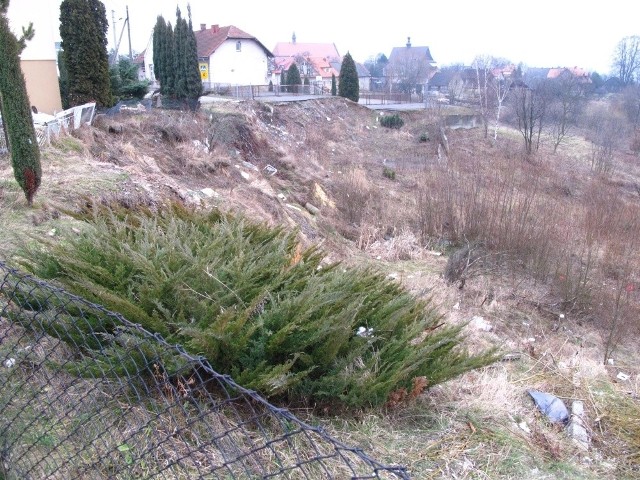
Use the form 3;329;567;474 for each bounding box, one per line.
411;147;640;358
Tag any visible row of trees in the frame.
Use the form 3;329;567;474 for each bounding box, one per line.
58;1;203;110
152;7;201;104
468;57;590;154
461;54;640;160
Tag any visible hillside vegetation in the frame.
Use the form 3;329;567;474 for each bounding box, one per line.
1;96;639;478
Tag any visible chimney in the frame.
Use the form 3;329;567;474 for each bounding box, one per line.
292;32;296;44
200;23;206;31
406;36;411;48
212;24;219;33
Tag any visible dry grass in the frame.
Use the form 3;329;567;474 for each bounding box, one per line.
1;96;640;478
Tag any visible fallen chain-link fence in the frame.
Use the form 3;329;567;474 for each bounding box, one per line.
0;261;410;479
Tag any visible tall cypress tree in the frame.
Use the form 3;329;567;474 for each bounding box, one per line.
163;22;175;96
339;52;359;103
59;0;112;107
185;5;202;101
57;49;70;109
153;16;175;96
154;9;199;103
173;7;187;100
331;73;337;96
152;16;165;90
0;0;42;205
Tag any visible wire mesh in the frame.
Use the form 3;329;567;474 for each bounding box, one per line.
0;261;409;479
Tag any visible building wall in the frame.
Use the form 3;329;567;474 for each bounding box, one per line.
208;39;269;85
7;0;62;114
20;61;63;114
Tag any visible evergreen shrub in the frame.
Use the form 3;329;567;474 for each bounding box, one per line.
21;201;497;409
383;167;396;180
380;114;404;129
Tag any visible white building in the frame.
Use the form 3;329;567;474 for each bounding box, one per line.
193;24;273;88
7;0;62;114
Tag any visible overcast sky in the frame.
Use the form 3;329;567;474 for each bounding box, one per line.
61;0;638;74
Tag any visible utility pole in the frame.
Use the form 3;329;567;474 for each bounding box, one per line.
126;5;132;61
111;9;117;64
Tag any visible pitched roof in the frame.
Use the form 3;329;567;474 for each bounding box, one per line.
133;51;145;65
272;42;340;59
308;57;339;78
194;25;273;58
388;46;435;64
429;70;456;87
329;60;370;78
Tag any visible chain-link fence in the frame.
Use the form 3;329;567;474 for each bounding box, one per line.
0;261;409;479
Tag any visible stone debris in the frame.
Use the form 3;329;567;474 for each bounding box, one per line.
470;315;493;332
304;202;320;215
200;188;217;198
567;401;590;450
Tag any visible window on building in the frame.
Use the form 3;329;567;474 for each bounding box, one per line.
236;41;242;52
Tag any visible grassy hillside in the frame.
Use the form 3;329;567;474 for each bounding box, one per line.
1;97;639;478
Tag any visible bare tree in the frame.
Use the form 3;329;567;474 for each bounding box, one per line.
471;55;494;138
511;83;547;155
491;74;512;140
619;84;640;130
584;104;628;174
546;73;585;152
447;75;466;105
612;35;640;85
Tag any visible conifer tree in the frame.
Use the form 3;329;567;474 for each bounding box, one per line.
57;49;70;108
153;9;199;104
331;73;337;96
0;0;42;205
185;5;202;101
59;0;112;107
152;16;167;92
286;63;301;93
339;52;359;102
172;8;187;100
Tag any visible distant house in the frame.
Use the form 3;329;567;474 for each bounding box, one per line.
386;38;437;93
7;0;62;114
523;66;592;89
272;37;342;89
428;70;456;93
194;24;274;88
272;37;371;91
133;34;157;86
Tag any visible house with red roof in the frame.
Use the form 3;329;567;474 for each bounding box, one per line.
272;37;341;89
194;24;274;89
272;35;370;90
133;34;157;86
